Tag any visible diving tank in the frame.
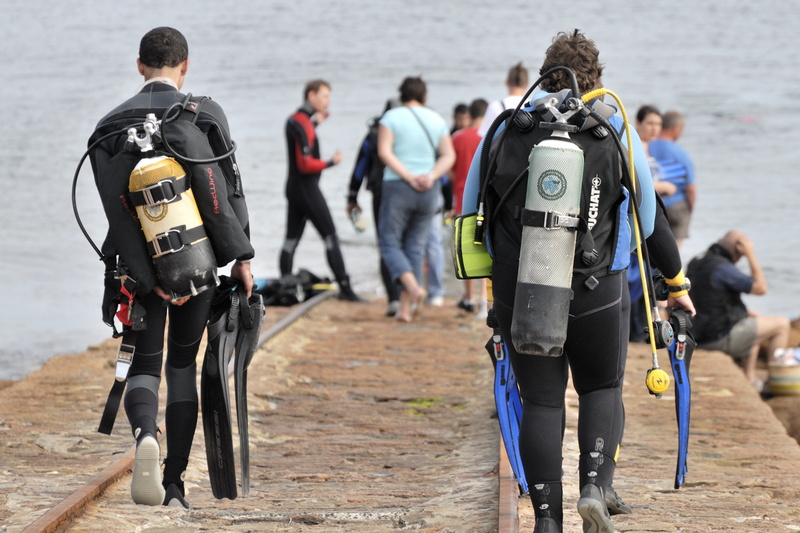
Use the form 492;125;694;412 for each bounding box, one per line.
510;135;584;356
129;155;219;300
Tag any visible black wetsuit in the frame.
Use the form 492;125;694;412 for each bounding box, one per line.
485;102;644;524
280;104;349;284
89;81;254;492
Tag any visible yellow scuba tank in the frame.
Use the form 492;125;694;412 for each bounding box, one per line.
127;115;219;300
510;130;584;357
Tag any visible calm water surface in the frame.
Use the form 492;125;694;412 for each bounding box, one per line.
1;0;798;379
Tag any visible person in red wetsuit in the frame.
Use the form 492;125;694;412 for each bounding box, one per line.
280;79;363;301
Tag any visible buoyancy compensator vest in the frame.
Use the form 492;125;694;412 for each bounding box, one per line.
484;91;629;357
126;114;219;300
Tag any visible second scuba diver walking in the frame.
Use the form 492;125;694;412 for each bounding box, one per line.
279;79;364;303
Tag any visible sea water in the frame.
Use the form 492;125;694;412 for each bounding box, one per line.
1;0;799;379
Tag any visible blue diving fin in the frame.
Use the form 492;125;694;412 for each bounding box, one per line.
667;307;696;489
233;288;265;496
486;309;528;494
201;278;241;500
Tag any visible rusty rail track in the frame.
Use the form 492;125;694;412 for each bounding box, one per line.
21;288;518;532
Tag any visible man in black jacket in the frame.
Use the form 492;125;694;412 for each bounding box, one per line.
89;27;254;508
687;230;789;386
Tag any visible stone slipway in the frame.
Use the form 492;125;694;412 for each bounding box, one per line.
2;298;800;532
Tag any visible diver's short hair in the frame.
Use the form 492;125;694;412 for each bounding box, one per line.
540;30;604;94
139;27;188;69
304;79;331;100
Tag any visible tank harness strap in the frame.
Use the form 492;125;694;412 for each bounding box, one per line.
519;208;580;230
97;328;138;435
128;175;190;207
514;206;598;266
181;94;210;124
146;225;208;257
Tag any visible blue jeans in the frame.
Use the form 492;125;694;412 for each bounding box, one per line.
425;208;445;298
378;179;439;285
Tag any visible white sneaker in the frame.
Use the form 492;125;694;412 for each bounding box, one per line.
475;300;488;320
428;296;445;307
131;434;165;506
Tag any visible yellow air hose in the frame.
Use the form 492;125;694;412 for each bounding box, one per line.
581;88;670;397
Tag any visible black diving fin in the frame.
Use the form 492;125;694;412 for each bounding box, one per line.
201;279;240;500
201;277;265;500
234;289;265;496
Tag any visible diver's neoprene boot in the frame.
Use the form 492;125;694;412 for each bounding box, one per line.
163;483;191;509
533;517;561;533
337;276;365;302
161;456;191;508
577;484;614;533
131;433;165;506
604;486;632;515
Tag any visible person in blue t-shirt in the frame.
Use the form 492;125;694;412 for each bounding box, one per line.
648;110;696;249
377;76;455;322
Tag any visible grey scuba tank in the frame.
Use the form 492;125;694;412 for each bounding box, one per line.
510;134;584;357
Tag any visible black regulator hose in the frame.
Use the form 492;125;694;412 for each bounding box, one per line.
159;99;237;164
72;124;141;260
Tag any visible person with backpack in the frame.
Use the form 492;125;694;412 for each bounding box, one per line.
87;27;255;508
461;30;693;533
347;99;402;316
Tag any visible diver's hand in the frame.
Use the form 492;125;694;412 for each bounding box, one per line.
231;260;254;298
346;202;361;216
668;293;696;316
154;285;190;306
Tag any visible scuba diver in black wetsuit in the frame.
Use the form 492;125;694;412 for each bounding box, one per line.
86;27;255;508
462;30;694;533
280;80;364;302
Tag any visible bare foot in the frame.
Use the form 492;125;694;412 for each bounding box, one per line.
410;289;427;318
